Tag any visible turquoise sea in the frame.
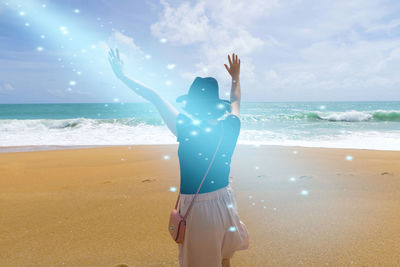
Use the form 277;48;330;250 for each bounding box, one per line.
0;101;399;150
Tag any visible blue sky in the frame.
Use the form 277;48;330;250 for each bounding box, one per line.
0;0;400;104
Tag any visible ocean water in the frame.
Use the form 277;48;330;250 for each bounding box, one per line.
0;101;399;150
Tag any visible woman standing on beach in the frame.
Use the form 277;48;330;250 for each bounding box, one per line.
108;49;249;267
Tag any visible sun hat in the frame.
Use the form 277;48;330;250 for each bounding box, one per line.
176;77;231;114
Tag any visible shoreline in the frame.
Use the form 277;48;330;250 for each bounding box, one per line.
1;143;400;153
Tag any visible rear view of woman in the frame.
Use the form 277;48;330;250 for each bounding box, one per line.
109;50;249;266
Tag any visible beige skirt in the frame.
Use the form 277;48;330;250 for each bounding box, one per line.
178;184;249;267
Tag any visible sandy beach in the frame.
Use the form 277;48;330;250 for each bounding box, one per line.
1;144;399;266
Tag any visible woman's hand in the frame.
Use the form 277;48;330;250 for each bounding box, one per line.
108;48;125;79
224;53;241;80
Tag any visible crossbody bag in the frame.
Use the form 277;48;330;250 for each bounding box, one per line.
168;122;224;243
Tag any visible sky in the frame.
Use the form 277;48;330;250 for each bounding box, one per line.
0;0;400;104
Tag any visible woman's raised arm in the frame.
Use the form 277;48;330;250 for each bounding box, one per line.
108;48;179;136
224;53;241;119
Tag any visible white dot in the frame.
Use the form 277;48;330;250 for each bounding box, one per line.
69;81;76;86
228;226;237;232
225;162;229;165
60;26;69;35
74;9;80;13
319;105;326;110
248;195;253;199
160;38;167;43
221;154;226;157
166;64;176;69
19;11;25;16
145;54;151;59
201;88;205;91
191;130;198;136
273;207;277;211
40;35;46;39
177;119;184;124
185;138;189;141
25;22;30;27
121;158;124;161
67;88;72;92
163;155;170;160
293;150;298;154
37;46;43;52
217;103;224;109
169;187;177;192
255;166;259;170
233;80;236;83
205;157;209;160
227;204;233;208
193;120;200;125
113;98;119;102
210;180;214;184
198;152;202;156
42;4;46;8
301;190;309;195
252;202;256;206
205;127;211;132
289;177;296;182
263;206;267;209
346;155;353;161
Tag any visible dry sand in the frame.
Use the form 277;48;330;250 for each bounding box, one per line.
0;144;399;266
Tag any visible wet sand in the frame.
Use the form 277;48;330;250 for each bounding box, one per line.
0;144;399;266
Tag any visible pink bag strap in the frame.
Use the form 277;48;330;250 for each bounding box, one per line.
174;121;225;221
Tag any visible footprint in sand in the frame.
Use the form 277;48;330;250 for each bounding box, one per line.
141;178;156;183
381;171;394;176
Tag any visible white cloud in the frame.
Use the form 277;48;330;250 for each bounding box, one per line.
150;0;278;89
0;81;15;93
99;30;144;62
150;0;400;101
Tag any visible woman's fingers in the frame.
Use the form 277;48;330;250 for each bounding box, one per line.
228;54;232;66
224;64;231;74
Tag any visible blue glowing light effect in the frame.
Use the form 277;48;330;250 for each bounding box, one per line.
228;226;237;232
301;190;309;195
169;187;177;192
163;155;170;160
346;155;353;161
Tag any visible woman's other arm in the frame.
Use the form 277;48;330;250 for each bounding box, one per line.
224;53;241;119
108;48;179;136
